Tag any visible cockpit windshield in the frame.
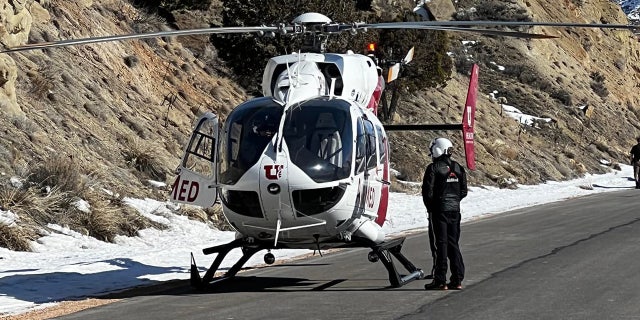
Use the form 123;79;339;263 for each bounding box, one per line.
219;98;283;185
283;98;353;183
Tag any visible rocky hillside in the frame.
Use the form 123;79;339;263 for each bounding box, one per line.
390;0;640;186
0;0;639;247
0;0;244;199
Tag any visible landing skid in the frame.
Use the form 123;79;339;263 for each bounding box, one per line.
366;237;425;288
190;238;272;288
190;236;424;289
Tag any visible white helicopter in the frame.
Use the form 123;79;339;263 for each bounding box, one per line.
171;13;481;288
3;11;637;288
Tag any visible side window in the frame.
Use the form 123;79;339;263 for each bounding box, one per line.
355;118;366;174
228;122;242;165
375;125;386;166
364;119;377;170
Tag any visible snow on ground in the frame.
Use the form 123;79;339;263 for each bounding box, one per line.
0;165;636;316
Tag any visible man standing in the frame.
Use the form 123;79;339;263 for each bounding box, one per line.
631;136;640;189
422;137;468;290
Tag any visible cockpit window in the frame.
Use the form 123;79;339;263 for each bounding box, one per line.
283;98;353;183
219;98;283;185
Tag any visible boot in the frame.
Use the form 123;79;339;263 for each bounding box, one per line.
424;281;448;290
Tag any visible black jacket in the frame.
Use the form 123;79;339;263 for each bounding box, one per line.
631;143;640;163
422;156;468;213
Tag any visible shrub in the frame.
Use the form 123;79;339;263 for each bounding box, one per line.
570;0;585;7
0;224;33;251
551;89;573;106
455;0;532;22
204;204;235;231
122;139;167;181
211;0;451;93
27;67;55;99
614;58;626;71
131;0;213;11
589;71;609;98
27;155;89;196
124;55;139;68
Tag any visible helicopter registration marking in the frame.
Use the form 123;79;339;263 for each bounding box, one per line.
171;178;200;202
366;186;375;209
264;164;284;180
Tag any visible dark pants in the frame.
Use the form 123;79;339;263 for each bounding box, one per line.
428;216;436;276
430;210;465;284
634;161;640;188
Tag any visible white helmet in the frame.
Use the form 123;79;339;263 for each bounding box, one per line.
429;137;453;158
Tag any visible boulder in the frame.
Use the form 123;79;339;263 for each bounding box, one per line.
424;0;456;21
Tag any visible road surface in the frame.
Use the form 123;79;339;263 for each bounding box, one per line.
57;189;640;320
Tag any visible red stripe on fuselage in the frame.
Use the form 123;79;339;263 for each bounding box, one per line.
367;76;385;115
375;138;389;226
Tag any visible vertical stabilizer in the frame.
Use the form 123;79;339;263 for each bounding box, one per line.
462;64;478;171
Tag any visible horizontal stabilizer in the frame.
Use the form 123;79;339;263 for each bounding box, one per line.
387;63;400;83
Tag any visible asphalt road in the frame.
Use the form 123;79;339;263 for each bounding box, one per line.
57;189;640;320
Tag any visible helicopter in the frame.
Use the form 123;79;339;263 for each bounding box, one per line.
2;11;638;289
170;13;481;289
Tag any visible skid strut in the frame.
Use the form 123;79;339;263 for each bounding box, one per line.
370;237;424;288
190;238;271;288
191;236;423;289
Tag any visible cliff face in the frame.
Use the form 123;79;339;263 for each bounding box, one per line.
0;0;639;195
0;0;39;115
0;0;243;198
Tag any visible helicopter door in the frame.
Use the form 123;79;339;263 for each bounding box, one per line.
362;119;381;216
171;112;219;208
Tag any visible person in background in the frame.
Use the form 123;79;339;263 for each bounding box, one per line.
422;137;468;290
630;136;640;189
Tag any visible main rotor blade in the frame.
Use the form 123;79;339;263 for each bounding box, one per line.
366;25;558;39
437;26;558;38
0;26;284;53
3;18;635;54
362;20;639;31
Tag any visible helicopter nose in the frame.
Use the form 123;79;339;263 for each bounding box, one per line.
259;160;293;222
267;183;281;194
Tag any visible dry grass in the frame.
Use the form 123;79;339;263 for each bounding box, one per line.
62;190;168;242
485;139;520;161
0;154;168;250
0;224;33;251
390;175;421;194
179;205;208;223
58;201;121;242
0;186;72;226
203;204;234;231
11;116;39;136
26;67;55;99
26;155;92;196
0;185;72;251
122;138;167;181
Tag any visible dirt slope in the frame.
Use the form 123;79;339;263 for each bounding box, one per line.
391;0;640;185
0;0;639;232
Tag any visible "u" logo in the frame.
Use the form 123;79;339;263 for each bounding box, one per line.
264;165;283;180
